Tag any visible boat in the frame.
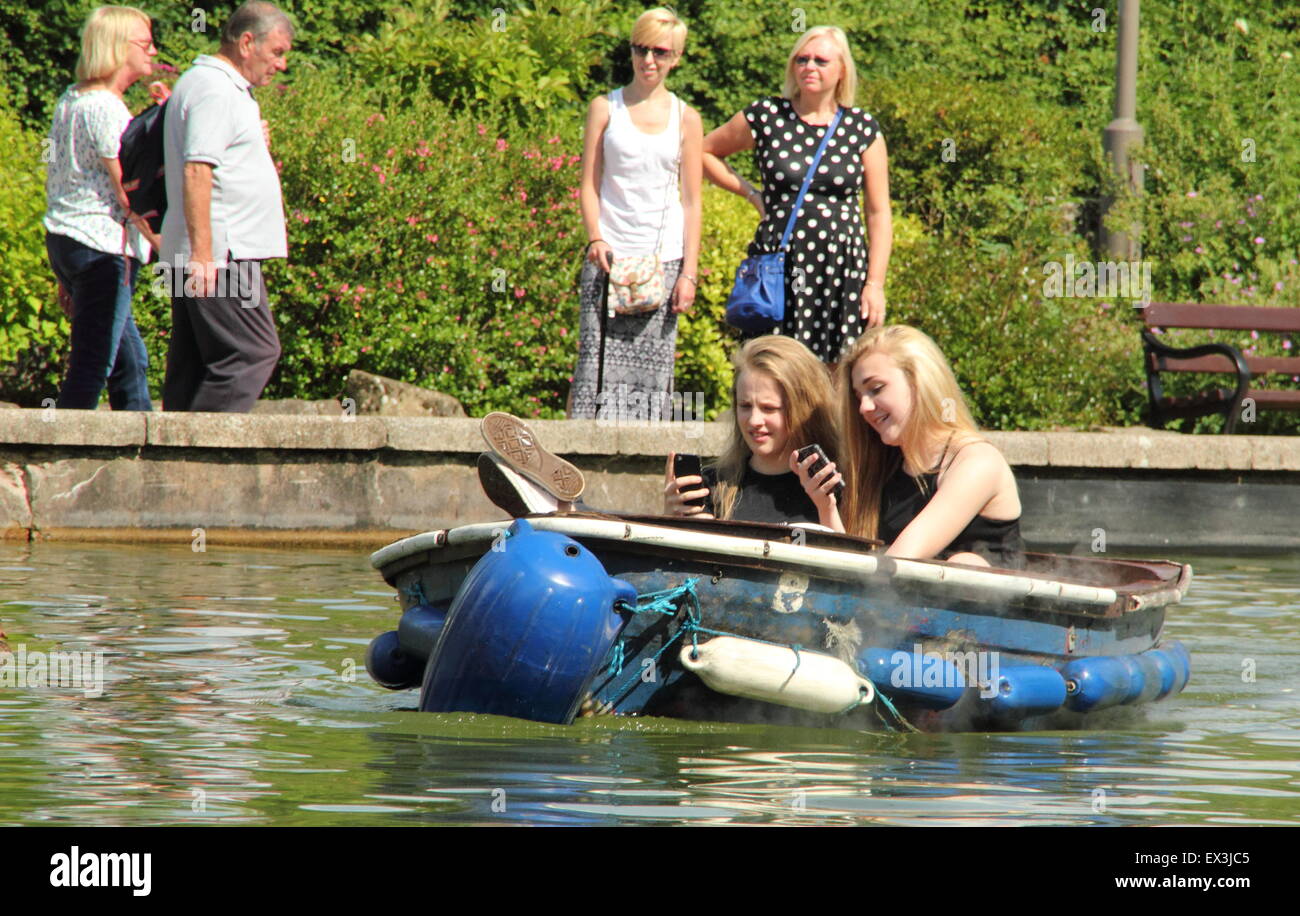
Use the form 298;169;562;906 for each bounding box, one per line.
364;512;1192;732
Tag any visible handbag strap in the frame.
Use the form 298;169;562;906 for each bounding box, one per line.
650;94;685;258
777;106;843;252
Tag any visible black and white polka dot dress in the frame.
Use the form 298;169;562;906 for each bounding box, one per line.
743;97;880;362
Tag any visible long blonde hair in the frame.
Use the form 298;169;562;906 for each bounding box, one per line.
712;336;839;520
835;325;982;539
76;6;150;83
781;26;857;108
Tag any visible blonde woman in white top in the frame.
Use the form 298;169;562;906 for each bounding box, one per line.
571;7;702;420
44;5;158;411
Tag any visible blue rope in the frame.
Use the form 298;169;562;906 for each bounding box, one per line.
607;640;625;677
402;580;429;605
605;580;879;720
871;688;921;733
602;579;923;731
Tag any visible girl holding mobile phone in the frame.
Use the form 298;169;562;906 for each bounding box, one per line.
664;336;839;524
796;324;1025;567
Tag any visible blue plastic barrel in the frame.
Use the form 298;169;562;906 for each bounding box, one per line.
1061;656;1133;712
397;601;449;660
366;629;425;690
1130;653;1165;704
1163;640;1192;695
420;518;637;723
1141;649;1178;700
856;647;966;710
985;666;1067;717
1118;655;1147;704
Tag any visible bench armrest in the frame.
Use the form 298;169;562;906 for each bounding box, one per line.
1141;330;1251;432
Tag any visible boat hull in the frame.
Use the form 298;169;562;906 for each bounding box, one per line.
368;514;1193;732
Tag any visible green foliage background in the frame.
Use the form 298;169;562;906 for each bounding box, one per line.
2;0;1297;432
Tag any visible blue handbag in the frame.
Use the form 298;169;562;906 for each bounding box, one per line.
725;108;843;333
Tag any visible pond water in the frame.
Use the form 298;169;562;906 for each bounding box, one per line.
0;541;1296;827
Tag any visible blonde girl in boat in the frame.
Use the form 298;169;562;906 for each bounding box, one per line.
664;335;839;524
795;325;1026;567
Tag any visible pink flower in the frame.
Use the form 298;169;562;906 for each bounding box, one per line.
559;327;568;337
1254;236;1265;244
1250;330;1259;339
519;189;528;203
365;113;386;127
1186;190;1198;198
1283;340;1292;350
477;124;487;136
514;288;525;298
547;136;561;144
426;233;439;243
406;216;418;225
340;283;350;293
496;138;508;151
1194;246;1204;254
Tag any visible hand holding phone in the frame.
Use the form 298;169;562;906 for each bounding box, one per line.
665;452;710;515
795;444;845;502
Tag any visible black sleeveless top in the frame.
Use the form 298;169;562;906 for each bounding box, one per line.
877;447;1027;569
701;465;820;525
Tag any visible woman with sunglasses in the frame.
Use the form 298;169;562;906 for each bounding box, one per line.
571;7;702;421
43;5;160;411
703;26;892;363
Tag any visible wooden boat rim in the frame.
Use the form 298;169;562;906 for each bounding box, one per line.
368;515;1194;612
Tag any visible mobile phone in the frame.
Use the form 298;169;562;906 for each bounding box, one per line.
672;453;707;508
796;444;845;502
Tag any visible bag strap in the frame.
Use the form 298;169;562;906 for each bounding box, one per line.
777;107;843;252
651;94;685;258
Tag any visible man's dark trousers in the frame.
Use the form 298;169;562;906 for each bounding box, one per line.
162;259;281;412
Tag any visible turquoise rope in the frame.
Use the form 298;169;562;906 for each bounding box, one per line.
605;580;882;720
402;580;429;605
872;689;921;733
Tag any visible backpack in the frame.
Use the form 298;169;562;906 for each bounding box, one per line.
119;100;168;233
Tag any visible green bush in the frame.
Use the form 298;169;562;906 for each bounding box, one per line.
0;80;65;404
3;0;1298;433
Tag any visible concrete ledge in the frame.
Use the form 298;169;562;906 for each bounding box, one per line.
0;408;1297;549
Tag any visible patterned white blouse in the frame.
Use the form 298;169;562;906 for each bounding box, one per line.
43;86;148;261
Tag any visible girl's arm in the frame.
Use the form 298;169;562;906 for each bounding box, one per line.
579;95;613;271
860;135;892;327
702;111;763;215
672;104;703;313
886;442;1019;559
102;156;160;254
789;449;846;531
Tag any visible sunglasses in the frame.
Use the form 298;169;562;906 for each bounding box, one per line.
795;54;835;68
630;43;676;61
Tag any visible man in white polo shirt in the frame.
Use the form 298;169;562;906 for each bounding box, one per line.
161;1;293;412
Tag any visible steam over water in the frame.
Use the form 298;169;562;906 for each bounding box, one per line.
0;542;1296;826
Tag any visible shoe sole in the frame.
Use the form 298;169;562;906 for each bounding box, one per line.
476;453;556;516
481;412;585;501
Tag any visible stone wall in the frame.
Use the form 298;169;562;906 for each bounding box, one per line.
2;408;1297;551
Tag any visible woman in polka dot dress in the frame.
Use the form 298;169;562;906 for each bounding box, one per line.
703;26;892;363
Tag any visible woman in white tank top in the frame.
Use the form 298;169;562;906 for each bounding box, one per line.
570;7;702;421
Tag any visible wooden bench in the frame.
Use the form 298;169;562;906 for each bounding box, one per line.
1141;303;1300;433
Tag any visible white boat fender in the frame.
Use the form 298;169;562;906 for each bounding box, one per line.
680;636;876;714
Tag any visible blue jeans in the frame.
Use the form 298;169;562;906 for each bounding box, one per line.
45;232;152;411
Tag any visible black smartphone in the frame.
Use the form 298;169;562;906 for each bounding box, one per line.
796;444;845;502
672;453;707;508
